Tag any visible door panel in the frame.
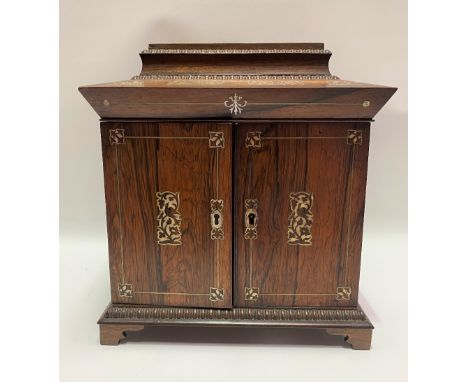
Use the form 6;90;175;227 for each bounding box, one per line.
234;122;370;307
101;121;232;308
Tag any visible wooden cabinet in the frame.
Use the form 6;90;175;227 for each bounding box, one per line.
80;43;396;349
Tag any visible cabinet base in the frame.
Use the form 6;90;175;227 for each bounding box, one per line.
98;303;374;349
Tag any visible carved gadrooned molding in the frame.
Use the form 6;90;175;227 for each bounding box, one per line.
135;44;338;81
141;48;332;55
132;74;339;81
101;305;368;322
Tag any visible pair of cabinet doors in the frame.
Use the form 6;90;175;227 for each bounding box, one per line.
101;121;369;309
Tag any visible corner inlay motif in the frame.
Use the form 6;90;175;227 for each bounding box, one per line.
245;131;262;148
209;287;225;301
109;129;125;145
118;283;133;298
245;287;259;301
208;131;225;148
347;130;362;145
336;287;352;300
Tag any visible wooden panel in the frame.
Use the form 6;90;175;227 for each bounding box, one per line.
101;121;232;308
234;122;370;307
79;86;396;120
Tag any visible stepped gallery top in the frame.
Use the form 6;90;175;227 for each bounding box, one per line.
79;43;396;120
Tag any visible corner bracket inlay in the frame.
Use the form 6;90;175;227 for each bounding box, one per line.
245;131;262;148
209;287;225;301
347;130;362;145
336;287;352;300
209;131;225;148
109;129;125;145
118;283;134;298
245;287;259;301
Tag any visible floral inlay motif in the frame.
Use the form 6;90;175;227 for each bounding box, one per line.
287;192;314;246
156;191;182;245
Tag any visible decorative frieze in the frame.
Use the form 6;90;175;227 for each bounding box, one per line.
132;74;339;81
141;48;332;55
102;304;368;322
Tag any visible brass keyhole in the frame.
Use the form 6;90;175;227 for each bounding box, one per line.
244;199;258;240
214;213;220;226
248;213;256;226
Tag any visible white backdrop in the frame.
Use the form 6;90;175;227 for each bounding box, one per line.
60;1;407;381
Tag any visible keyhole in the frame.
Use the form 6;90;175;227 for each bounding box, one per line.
214;213;220;226
248;213;256;226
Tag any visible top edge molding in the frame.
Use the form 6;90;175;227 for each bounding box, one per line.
131;74;340;81
141;48;332;55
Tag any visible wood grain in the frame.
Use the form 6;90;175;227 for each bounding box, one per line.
138;53;332;77
99;324;145;345
101;122;232;308
326;328;373;350
234;122;370;307
79;43;396;120
79;86;395;120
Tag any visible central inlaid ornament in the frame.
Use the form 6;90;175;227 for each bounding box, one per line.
224;93;247;115
156;191;182;245
287;192;314;246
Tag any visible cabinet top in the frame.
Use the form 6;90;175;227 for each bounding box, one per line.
79;43;396;120
127;42;336;81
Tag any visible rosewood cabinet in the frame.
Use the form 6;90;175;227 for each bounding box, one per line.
80;43;396;349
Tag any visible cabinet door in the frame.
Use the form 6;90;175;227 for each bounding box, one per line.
235;122;369;307
101;122;232;308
